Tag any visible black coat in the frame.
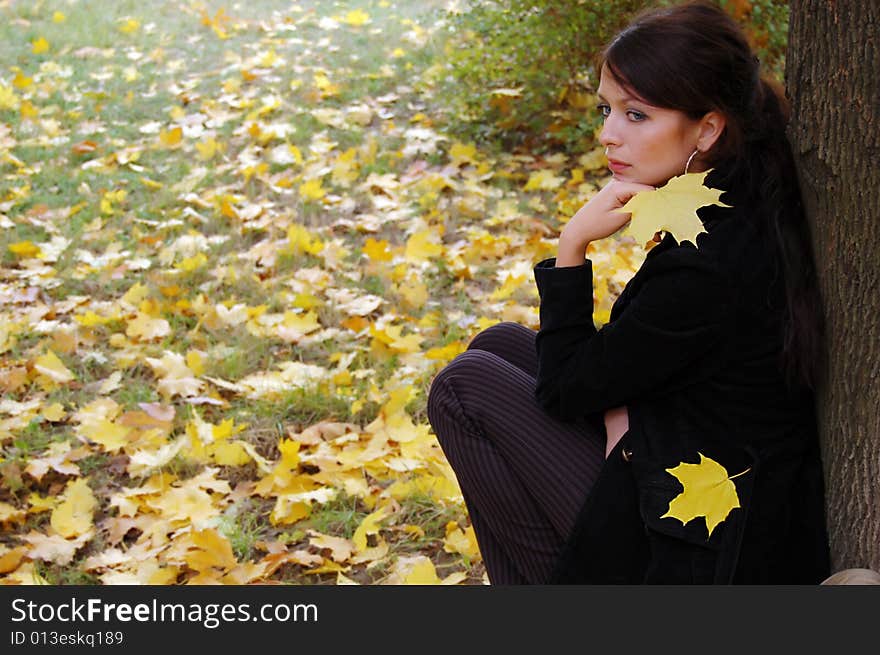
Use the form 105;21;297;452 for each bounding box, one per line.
532;196;830;584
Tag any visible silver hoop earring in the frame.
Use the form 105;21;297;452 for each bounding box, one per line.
684;149;699;175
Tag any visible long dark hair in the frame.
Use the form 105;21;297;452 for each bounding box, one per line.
599;0;823;391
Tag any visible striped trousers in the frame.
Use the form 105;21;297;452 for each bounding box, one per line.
427;322;606;584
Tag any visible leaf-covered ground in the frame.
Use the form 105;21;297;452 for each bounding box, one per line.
0;0;644;585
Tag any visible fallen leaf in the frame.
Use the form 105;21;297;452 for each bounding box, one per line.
524;169;565;191
32;37;50;54
353;506;388;552
0;545;30;574
443;521;481;560
308;531;355;562
51;477;98;538
0;502;27;526
33;350;75;383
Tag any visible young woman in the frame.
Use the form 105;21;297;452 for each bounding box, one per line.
427;1;831;584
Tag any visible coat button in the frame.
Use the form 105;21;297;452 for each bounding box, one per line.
621;447;633;462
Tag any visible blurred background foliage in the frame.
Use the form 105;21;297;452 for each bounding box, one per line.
432;0;789;155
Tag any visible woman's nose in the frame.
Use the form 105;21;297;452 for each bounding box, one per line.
599;120;620;148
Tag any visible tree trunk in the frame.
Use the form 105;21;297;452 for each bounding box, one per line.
787;1;880;573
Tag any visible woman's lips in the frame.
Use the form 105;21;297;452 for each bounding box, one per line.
608;159;630;173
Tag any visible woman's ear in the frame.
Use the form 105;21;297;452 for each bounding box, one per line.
696;110;726;152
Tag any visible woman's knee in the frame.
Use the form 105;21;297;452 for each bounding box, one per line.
427;350;500;427
467;321;531;353
429;350;492;404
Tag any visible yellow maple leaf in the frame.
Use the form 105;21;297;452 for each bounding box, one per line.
12;71;32;89
175;252;208;272
195;137;222;160
126;313;171;341
78;418;131;452
404;230;443;262
159;126;183;147
400;279;428;309
524;169;565;192
149;485;218;526
255;438;303;495
0;502;27;526
385;475;461;503
28;493;58;513
185;529;238;572
288;223;324;255
617;170;730;247
50;478;97;539
41;403;66;422
23;531;91;566
363;237;393;262
34;350;76;384
489;273;526;301
309;532;355;562
121;281;150;307
0;545;29;574
353;506;389;552
270;498;311;525
276;310;321;342
443;521;481;560
661;452;749;538
403;557;441;584
126;435;187;477
579;146;609;171
424;341;467;363
8;240;42;258
31;37;50;54
343;9;371;26
299;177;327;201
100;189;127;215
0;83;20;110
332;148;360;186
449;142;478;167
20;99;38;120
186;350;206;376
75;311;116;327
313;71;339;97
369;323;424;354
118;18;140;34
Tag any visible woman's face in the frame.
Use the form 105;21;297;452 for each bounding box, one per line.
597;66;705;187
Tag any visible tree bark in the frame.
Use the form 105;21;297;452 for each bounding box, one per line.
787;0;880;573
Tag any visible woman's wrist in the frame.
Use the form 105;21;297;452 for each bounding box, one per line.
556;234;591;267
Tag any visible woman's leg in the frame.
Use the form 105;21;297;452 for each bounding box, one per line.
427;326;605;584
466;321;539;377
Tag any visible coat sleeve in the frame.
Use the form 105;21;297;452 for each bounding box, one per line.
533;250;731;420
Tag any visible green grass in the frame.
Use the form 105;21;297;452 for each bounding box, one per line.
0;0;496;586
35;561;102;585
294;492;367;540
113;373;161;408
217;497;275;561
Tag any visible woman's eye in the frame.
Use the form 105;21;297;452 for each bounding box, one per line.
627;110;647;121
597;104;610;118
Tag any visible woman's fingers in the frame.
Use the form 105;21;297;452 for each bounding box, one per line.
560;179;657;251
607;180;655;208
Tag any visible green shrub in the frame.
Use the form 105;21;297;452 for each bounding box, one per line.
435;0;789;155
723;0;789;81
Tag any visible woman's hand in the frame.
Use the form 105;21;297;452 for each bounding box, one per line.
556;178;655;267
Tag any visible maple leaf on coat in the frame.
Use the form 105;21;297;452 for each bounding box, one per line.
661;453;749;538
616;170;730;247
